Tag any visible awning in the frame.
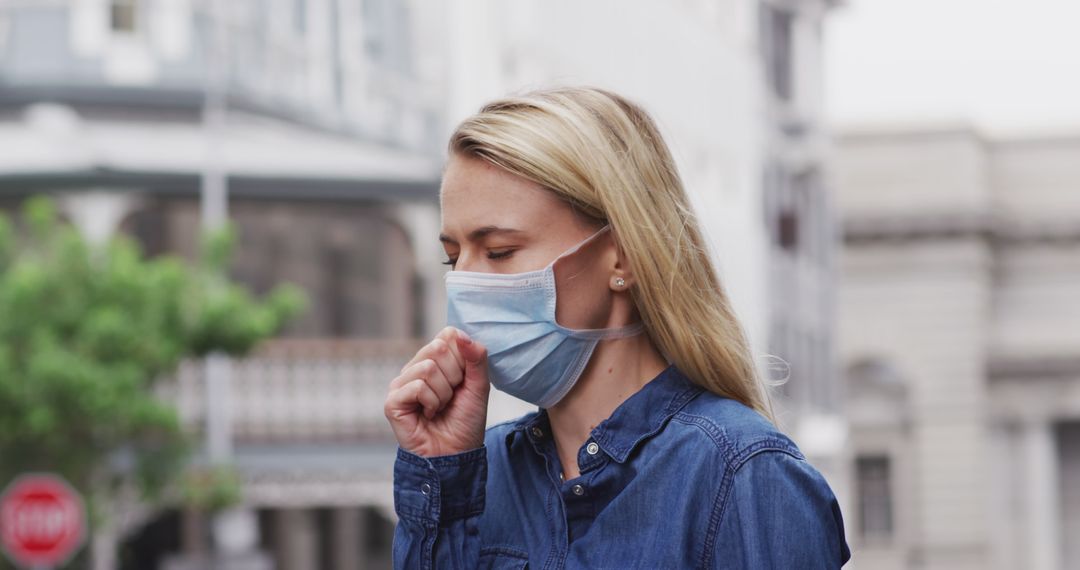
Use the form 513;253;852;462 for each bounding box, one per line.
0;103;441;200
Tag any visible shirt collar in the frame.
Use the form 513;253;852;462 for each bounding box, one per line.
505;364;703;463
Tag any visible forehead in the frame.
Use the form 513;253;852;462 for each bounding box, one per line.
440;154;569;230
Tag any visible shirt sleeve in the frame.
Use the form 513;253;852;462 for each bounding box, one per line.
392;446;487;570
710;448;852;568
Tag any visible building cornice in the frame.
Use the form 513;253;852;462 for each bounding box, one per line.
843;212;1080;245
0;84;436;153
988;354;1080;381
0;169;439;203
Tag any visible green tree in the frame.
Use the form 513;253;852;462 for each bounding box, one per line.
0;196;306;567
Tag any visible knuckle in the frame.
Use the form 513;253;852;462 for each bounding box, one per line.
431;338;448;354
383;393;403;416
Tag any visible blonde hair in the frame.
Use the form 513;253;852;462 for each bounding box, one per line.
448;86;777;425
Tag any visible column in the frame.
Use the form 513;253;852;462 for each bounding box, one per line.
56;189;141;246
1022;419;1061;570
391;202;445;338
332;506;369;570
274;508;320;570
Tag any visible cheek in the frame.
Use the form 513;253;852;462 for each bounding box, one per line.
552;263;613;329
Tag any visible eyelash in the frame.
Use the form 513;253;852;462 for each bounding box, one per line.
441;249;515;266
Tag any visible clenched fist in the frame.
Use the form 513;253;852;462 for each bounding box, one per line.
384;326;491;457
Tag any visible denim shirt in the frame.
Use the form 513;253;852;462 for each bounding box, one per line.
392;365;852;569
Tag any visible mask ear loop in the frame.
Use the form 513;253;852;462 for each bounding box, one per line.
544;225;612;270
544;224;647;340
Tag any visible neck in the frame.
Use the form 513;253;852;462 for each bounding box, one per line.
546;332;668;481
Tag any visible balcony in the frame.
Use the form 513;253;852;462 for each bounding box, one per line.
157;338;422;444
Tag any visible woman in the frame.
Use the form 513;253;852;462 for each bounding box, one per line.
384;86;851;569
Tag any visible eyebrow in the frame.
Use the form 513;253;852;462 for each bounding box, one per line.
439;226;524;244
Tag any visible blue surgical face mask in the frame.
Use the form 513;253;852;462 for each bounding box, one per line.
445;225;644;408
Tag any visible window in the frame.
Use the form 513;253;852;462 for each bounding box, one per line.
362;0;388;61
323;245;350;336
760;3;794;101
362;0;413;73
792;169;818;259
764;162;799;253
856;455;894;542
110;0;138;33
778;208;798;251
293;0;307;35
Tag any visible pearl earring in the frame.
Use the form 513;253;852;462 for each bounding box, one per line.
614;277;626;288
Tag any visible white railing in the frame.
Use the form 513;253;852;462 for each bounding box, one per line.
156;339;421;443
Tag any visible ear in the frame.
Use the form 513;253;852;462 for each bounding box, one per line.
608;230;634;292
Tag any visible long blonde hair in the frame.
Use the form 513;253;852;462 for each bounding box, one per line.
448;86;776;425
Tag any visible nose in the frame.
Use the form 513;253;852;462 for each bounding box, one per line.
452;250;483;272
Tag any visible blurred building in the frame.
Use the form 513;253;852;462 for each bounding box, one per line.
0;0;448;568
834;125;1080;570
0;0;843;568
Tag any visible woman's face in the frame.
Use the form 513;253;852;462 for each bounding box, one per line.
439;153;622;330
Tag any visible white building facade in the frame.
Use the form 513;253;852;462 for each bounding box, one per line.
834;125;1080;570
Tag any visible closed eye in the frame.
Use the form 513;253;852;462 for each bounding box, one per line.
440;249;516;268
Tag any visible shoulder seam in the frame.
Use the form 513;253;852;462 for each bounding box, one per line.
669;412;735;461
672;412;805;567
730;439;805;472
702;447;813;567
672;412;802;463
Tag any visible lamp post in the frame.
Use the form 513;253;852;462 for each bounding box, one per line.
201;0;231;477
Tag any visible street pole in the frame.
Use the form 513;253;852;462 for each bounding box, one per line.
201;0;231;467
199;5;269;568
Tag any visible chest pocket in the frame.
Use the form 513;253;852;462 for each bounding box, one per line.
478;546;529;570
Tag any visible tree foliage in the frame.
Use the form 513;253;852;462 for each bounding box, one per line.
0;196;305;511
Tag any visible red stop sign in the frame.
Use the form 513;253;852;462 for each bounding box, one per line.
0;473;87;568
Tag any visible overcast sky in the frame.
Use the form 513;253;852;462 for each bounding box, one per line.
824;0;1080;134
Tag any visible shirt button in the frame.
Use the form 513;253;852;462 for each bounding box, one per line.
571;484;585;496
586;442;599;455
420;483;431;495
530;426;544;438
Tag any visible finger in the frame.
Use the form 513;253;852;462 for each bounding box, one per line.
390;360;424;390
409;378;443;419
428;337;465;389
390;354;455;396
455;331;490;392
436;327;468;370
413;358;454;410
400;327;465;372
456;329;486;366
384;378;424;420
388;378;442;420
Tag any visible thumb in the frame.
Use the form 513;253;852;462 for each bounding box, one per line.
455;330;489;390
